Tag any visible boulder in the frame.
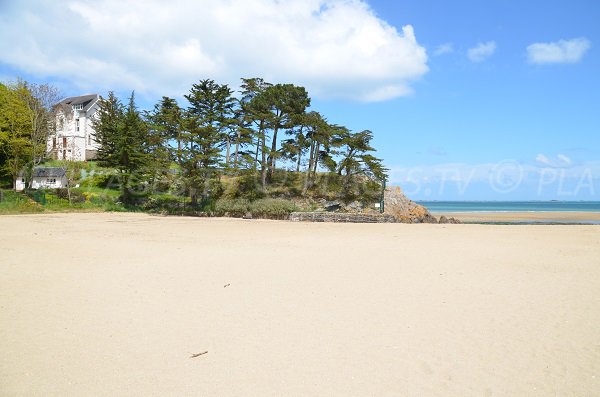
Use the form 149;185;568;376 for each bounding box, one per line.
384;186;438;223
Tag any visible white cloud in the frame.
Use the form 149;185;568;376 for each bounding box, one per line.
527;38;591;64
433;43;453;56
0;0;428;102
535;153;552;166
467;41;496;62
557;154;572;166
535;153;572;167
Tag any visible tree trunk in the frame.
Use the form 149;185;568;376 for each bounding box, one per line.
225;136;231;168
260;133;267;190
303;140;315;194
177;131;182;166
312;143;320;177
296;149;301;172
234;129;241;169
267;125;279;181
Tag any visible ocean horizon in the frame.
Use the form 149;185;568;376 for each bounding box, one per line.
418;201;600;213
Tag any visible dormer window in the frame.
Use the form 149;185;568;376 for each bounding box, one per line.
73;103;84;110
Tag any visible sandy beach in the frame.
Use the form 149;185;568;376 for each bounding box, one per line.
1;213;599;396
438;211;600;224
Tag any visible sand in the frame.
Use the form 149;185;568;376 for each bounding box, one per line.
1;213;599;396
438;211;600;224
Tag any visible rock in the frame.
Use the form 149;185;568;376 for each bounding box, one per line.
383;186;438;223
242;212;253;219
439;215;449;224
323;200;342;212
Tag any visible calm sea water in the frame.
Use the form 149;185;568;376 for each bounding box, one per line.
417;201;600;213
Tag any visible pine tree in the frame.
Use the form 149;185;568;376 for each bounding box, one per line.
93;92;149;203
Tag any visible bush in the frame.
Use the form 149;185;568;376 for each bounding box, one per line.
249;198;297;219
214;198;250;217
142;195;185;212
85;173;119;189
225;172;265;200
53;188;86;203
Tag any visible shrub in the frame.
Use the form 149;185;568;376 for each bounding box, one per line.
142;195;184;212
249;198;297;219
214;198;250;217
86;173;120;189
225;171;265;200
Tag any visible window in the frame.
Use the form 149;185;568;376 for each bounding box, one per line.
87;134;91;145
73;103;84;110
76;118;80;132
47;178;56;184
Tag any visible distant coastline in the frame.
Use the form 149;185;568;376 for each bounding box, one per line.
418;201;600;224
419;201;600;213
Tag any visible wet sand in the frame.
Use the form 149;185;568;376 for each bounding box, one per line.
1;213;599;396
439;211;600;223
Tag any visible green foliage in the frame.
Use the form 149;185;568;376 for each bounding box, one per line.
0;83;33;186
249;198;297;219
214;198;250;217
0;190;43;213
1;76;388;217
223;172;265;200
213;197;296;219
93;91;150;203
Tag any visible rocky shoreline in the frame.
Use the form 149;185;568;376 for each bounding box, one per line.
291;186;460;224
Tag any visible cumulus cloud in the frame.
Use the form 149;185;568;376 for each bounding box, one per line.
432;43;453;56
536;153;572;167
526;37;591;64
467;41;496;62
0;0;428;102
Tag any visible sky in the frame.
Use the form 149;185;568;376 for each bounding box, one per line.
1;0;598;200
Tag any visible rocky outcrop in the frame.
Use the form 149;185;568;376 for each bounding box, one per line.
438;215;461;224
384;186;454;223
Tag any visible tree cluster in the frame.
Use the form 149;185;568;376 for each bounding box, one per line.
0;80;60;189
95;78;387;205
0;77;387;206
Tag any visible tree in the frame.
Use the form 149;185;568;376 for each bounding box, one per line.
145;96;182;191
93;91;149;203
15;80;61;171
147;96;182;166
239;78;272;188
0;83;33;189
302;111;331;192
260;84;310;182
332;129;387;194
181;79;232;205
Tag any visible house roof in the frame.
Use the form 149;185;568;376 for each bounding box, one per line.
56;94;99;112
19;167;67;178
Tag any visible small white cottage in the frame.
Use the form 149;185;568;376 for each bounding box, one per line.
16;167;68;191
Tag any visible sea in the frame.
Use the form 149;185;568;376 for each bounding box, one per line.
418;201;600;213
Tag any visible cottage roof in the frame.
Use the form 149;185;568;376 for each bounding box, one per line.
56;94;99;112
25;167;67;178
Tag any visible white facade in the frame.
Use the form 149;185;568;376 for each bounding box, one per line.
15;177;26;191
15;167;68;191
31;175;68;190
48;94;100;161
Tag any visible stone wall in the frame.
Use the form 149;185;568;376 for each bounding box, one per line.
289;212;396;223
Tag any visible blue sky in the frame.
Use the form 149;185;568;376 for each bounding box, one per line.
1;0;598;200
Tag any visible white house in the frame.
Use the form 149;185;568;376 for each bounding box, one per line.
48;94;100;161
16;167;68;191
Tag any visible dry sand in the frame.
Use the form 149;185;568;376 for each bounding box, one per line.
439;211;600;224
1;213;599;396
